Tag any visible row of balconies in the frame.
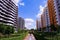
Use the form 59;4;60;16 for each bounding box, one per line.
0;6;17;18
0;18;14;23
0;1;17;13
0;14;14;22
0;3;16;16
6;23;14;26
0;8;15;19
0;14;15;22
54;0;60;25
0;21;14;26
3;0;17;12
0;12;17;24
1;1;18;16
0;19;14;25
9;0;18;10
0;0;18;27
0;0;17;14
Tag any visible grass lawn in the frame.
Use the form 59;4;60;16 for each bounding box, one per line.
0;32;28;40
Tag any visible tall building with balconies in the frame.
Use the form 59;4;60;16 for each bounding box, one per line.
36;19;41;30
48;0;57;27
53;0;60;25
41;14;44;28
0;0;18;29
44;6;50;31
41;6;50;31
48;0;60;27
18;17;25;30
41;13;46;31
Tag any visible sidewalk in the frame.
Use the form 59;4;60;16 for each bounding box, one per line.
24;34;36;40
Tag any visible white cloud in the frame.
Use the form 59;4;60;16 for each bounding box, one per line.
44;0;47;4
25;18;34;23
36;0;47;18
12;0;24;6
36;5;44;18
20;2;25;6
25;18;36;29
12;0;19;6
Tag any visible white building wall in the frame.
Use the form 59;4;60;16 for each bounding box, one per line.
44;7;50;27
54;0;60;25
44;6;50;31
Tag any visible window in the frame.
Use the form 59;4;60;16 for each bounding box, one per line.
59;13;60;15
59;0;60;3
58;9;60;12
58;6;60;8
56;0;59;3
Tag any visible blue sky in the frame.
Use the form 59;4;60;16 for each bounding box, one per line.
14;0;47;29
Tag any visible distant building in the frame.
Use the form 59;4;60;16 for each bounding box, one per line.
18;17;25;30
43;7;50;31
36;0;60;31
36;19;41;30
0;0;18;30
41;14;44;28
41;6;50;31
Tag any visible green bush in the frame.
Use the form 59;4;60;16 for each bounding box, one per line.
17;29;27;34
33;32;48;40
0;23;14;35
0;32;28;40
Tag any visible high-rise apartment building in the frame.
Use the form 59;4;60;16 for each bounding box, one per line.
41;13;46;27
41;14;44;28
44;7;50;31
36;19;41;30
36;0;60;31
53;0;60;25
41;6;50;31
48;0;60;26
44;7;50;27
18;17;25;30
0;0;18;29
48;0;57;27
41;13;46;31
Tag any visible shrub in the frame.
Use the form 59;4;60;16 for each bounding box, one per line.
0;23;14;35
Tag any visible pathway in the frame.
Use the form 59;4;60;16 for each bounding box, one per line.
24;34;36;40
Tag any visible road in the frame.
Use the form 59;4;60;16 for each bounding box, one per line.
24;34;36;40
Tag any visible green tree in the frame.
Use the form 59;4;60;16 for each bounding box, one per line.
0;23;6;34
57;25;60;33
42;27;46;32
0;23;14;35
17;28;21;33
50;24;57;31
4;25;14;34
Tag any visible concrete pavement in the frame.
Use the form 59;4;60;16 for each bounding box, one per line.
24;34;36;40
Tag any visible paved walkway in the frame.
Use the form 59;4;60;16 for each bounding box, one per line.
24;34;36;40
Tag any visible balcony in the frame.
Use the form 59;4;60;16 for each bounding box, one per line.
0;1;16;15
3;0;17;11
6;23;14;26
0;13;14;21
0;9;15;19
